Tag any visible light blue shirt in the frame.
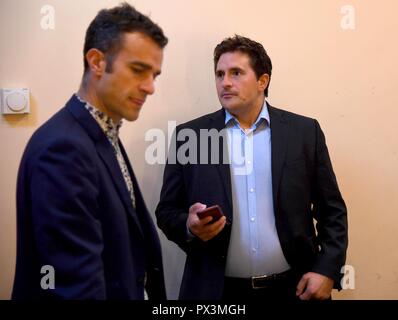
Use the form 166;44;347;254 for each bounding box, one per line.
224;101;290;277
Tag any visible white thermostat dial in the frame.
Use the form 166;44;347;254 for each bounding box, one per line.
1;88;30;114
6;92;27;112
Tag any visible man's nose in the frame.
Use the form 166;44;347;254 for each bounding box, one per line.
221;75;232;88
140;76;155;95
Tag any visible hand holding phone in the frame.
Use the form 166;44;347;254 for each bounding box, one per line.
188;203;226;241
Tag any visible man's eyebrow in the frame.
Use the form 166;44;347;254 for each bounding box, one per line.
216;67;243;73
229;67;244;72
128;61;152;69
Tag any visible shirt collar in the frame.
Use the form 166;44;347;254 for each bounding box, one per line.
224;99;270;129
75;94;122;144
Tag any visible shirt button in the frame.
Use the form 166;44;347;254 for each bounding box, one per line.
250;217;255;222
250;188;255;193
247;160;252;165
252;248;256;252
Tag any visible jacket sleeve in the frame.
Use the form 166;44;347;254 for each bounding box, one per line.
310;120;348;287
155;127;204;253
30;138;106;299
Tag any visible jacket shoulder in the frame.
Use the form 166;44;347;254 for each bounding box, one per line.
269;105;316;123
269;105;320;134
23;107;93;160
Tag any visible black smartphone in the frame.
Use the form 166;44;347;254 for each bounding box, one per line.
197;205;224;222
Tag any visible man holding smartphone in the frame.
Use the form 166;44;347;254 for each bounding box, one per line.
156;35;348;301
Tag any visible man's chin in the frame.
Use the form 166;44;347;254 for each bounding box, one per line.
123;112;140;122
221;103;239;113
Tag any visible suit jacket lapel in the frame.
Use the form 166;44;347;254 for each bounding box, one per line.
96;141;144;238
66;95;144;238
210;109;233;216
268;105;289;211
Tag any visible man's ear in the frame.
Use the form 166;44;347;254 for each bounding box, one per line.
258;73;270;92
85;48;106;76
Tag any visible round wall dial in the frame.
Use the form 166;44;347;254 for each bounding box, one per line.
6;92;27;112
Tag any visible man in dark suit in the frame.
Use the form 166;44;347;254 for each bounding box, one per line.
156;35;348;300
13;3;168;300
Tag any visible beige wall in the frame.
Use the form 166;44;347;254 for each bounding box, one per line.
1;0;397;299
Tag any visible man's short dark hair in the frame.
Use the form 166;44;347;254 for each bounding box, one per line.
214;35;272;97
83;2;168;74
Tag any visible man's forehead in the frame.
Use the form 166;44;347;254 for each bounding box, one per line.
216;51;250;70
120;32;163;55
118;33;163;68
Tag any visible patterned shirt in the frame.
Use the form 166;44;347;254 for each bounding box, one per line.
75;94;136;208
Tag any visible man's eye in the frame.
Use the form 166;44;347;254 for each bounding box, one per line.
232;70;240;76
132;67;144;74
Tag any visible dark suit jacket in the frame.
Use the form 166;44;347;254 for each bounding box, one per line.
12;95;166;300
156;103;348;300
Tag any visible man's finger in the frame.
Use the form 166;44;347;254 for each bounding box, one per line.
197;216;213;225
205;216;226;231
198;217;226;241
212;218;226;234
203;217;226;237
299;288;313;301
190;202;206;214
296;275;308;297
189;216;212;236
